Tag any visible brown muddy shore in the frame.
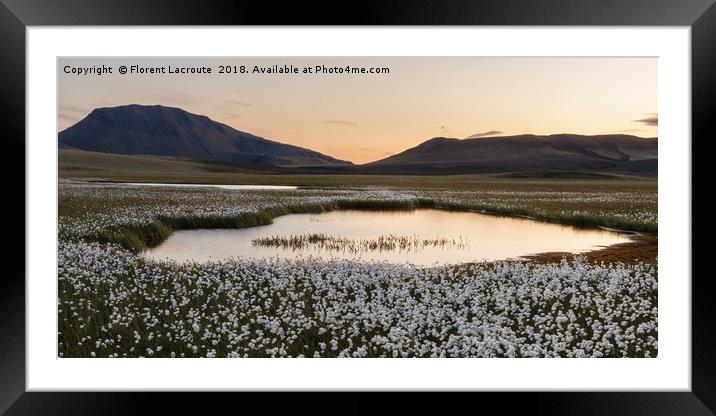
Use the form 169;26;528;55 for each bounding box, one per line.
525;234;657;265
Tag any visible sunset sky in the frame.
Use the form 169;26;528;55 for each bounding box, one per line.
58;57;657;164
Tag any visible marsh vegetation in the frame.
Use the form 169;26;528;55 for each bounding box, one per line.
58;178;658;358
252;233;471;253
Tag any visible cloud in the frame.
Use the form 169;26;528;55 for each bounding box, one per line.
466;130;503;139
59;105;89;115
224;112;241;119
143;88;199;106
321;120;357;127
223;98;252;107
633;114;658;126
119;89;215;113
139;89;253;111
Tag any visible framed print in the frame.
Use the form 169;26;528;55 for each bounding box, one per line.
2;0;713;414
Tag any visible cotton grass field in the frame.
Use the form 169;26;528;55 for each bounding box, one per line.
58;178;658;358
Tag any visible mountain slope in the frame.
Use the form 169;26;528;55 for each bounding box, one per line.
58;104;352;167
362;134;657;174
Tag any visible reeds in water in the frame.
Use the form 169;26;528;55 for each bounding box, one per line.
252;233;470;254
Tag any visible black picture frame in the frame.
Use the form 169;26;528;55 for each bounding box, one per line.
1;0;711;414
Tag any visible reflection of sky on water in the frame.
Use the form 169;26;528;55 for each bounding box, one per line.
142;209;630;266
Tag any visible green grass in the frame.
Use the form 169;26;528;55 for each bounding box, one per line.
59;148;656;190
90;196;655;253
93;201;428;251
432;200;657;233
59;156;657;251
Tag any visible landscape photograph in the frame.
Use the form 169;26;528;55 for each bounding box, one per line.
58;57;657;358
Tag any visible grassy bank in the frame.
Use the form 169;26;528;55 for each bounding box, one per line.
90;197;656;253
94;200;429;251
60;148;657;190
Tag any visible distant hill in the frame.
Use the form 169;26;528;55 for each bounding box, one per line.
58;106;657;175
58;104;352;167
361;134;657;175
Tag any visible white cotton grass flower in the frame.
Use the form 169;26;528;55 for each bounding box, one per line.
58;238;657;358
57;180;657;359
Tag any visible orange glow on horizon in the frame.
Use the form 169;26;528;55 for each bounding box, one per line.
59;57;657;164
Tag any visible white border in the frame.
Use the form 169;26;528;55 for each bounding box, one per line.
27;27;690;391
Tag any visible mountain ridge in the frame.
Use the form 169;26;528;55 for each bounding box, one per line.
362;133;657;174
58;104;657;175
58;104;353;167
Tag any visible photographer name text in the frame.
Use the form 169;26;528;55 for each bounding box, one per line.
63;64;391;77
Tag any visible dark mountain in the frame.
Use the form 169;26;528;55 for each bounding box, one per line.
361;134;657;174
58;105;352;167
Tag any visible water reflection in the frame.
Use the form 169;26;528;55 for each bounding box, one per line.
127;182;297;190
142;209;630;266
